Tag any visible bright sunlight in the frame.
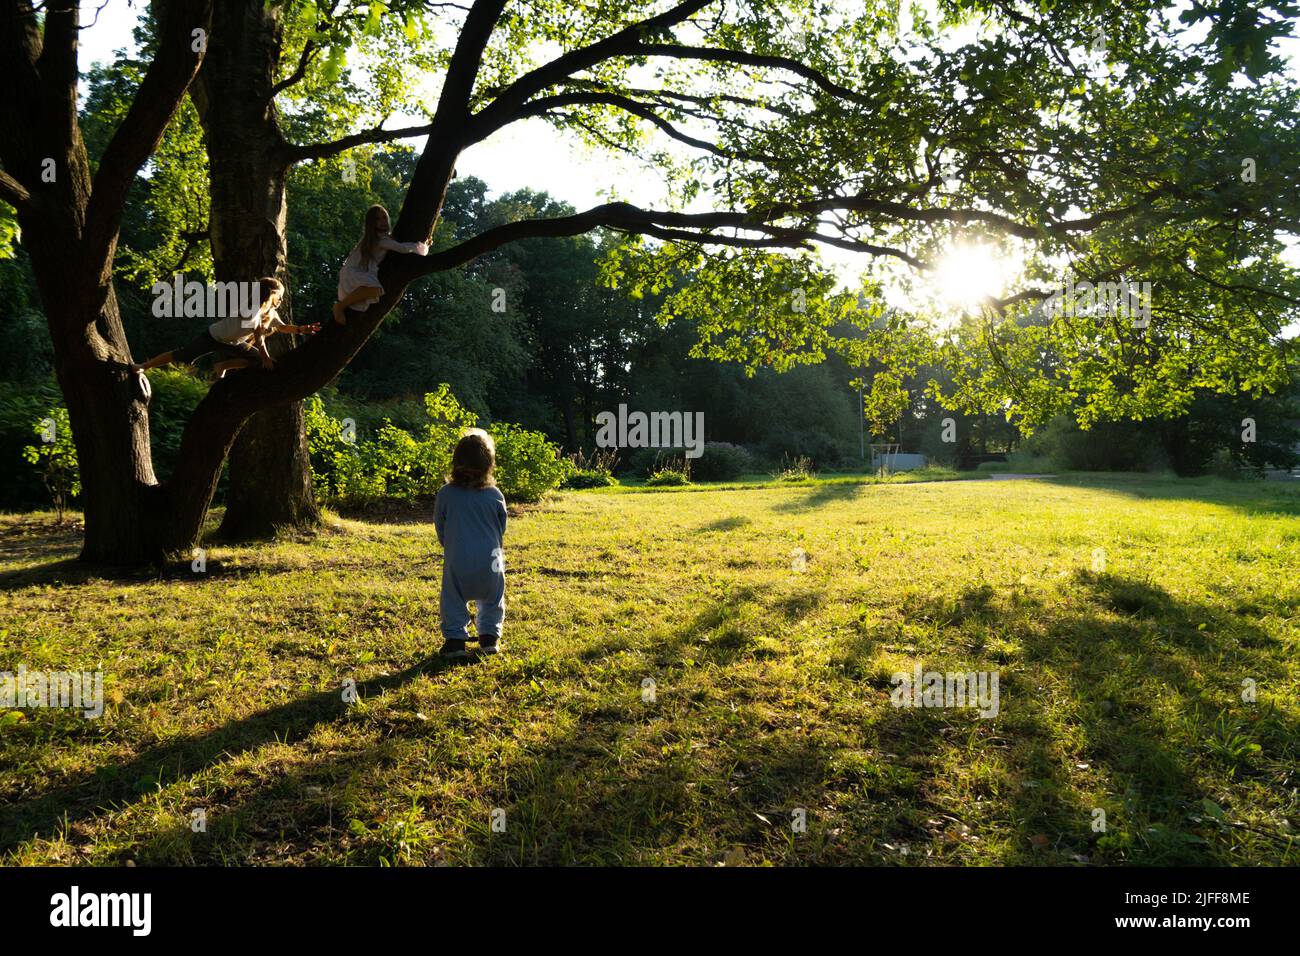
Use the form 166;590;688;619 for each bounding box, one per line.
928;242;1019;313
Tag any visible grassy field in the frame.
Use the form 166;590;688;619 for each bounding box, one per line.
1;473;1297;865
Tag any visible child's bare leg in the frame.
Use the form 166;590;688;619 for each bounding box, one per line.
131;351;176;373
212;358;250;380
333;286;381;325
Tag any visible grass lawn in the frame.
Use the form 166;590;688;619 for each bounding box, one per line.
1;474;1297;865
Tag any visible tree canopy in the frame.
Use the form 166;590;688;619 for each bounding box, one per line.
0;0;1297;562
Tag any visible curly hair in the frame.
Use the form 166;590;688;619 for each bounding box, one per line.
450;429;496;489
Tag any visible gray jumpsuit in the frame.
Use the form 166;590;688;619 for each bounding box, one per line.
433;482;507;639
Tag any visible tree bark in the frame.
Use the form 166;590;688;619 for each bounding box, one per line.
0;0;213;564
1;0;510;564
29;233;167;563
191;0;319;540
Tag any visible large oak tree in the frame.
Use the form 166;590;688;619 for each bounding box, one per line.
1;0;1296;564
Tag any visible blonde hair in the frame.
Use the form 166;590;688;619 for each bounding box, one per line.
255;276;283;318
357;204;389;270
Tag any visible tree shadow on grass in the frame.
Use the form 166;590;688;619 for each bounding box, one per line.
0;528;357;591
8;569;1295;865
695;515;751;533
0;653;477;857
433;594;968;865
950;572;1293;862
816;569;1298;863
1040;474;1300;517
769;482;862;514
449;596;1072;865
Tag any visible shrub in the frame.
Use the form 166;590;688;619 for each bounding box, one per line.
489;422;567;502
308;385;569;507
1018;415;1158;472
22;407;80;521
774;454;817;482
304;395;354;502
563;469;616;489
619;446;659;478
369;422;434;499
645;452;691;486
646;467;690;486
1003;450;1055;473
689;442;753;481
0;381;58;508
1206;448;1254;480
145;367;207;481
308;385;512;505
759;428;843;469
421;384;479;484
560;448;619;489
329;444;389;508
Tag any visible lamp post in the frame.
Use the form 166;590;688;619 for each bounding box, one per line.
859;375;865;462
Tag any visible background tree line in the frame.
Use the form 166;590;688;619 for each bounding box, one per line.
2;2;1297;518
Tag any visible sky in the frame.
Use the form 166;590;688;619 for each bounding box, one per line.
75;0;1298;330
73;1;658;209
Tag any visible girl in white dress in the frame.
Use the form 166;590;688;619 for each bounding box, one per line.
334;204;429;325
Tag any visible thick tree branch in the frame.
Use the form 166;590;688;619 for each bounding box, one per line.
392;0;508;241
0;2;57;195
634;43;874;105
35;0;78;105
282;121;436;164
82;0;213;285
397;201;926;276
465;0;714;145
511;91;775;164
0;168;32;212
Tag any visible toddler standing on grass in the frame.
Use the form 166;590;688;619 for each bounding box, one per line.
434;429;507;658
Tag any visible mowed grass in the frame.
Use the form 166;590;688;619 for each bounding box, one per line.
1;474;1298;866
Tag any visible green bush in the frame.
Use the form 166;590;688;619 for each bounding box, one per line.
774;454;817;482
306;385;566;506
422;384;480;484
560;448;619;489
562;469;617;489
759;427;844;469
689;442;752;481
1206;448;1255;480
645;452;691;486
646;468;690;486
619;446;659;478
1018;415;1159;472
22;406;80;520
0;381;58;508
1003;450;1055;473
489;421;567;502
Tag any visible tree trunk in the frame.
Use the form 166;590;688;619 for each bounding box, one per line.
15;130;174;564
218;401;316;538
0;0;470;567
192;0;319;541
48;285;168;563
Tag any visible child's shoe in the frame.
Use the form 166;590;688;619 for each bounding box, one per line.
131;367;152;403
439;638;469;659
478;634;501;655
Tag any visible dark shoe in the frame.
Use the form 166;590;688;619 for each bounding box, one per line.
439;639;469;659
478;635;501;655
